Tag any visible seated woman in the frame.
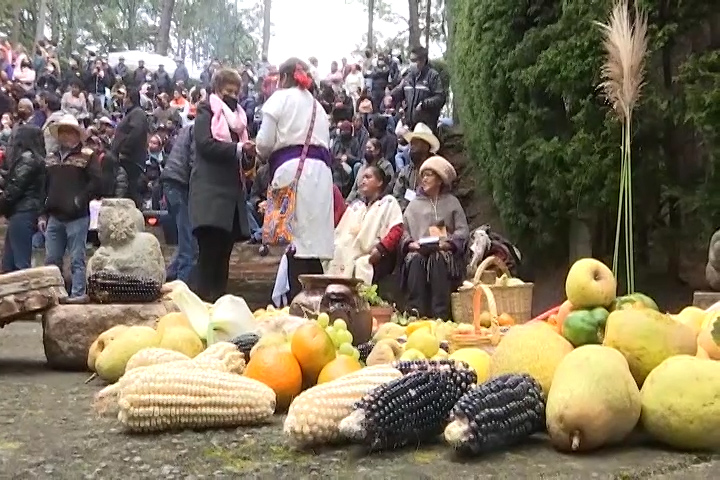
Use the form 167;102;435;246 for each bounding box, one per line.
400;156;469;319
326;165;403;284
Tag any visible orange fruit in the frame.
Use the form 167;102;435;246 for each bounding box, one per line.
290;323;336;385
498;313;515;327
244;346;302;411
317;356;363;384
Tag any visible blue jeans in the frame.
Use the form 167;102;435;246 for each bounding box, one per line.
2;210;37;272
246;201;262;242
164;182;196;283
45;215;90;297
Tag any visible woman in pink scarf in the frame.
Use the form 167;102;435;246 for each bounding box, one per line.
189;68;254;302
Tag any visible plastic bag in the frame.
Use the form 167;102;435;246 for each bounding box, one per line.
258;315;309;338
167;284;259;345
167;282;211;339
207;295;260;344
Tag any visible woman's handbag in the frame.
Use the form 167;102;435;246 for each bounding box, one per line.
262;100;318;245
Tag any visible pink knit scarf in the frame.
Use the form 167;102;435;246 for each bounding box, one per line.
209;93;248;144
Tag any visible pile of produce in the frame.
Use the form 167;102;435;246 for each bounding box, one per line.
85;268;720;454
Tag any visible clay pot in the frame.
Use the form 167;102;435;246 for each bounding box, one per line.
370;305;394;327
289;274;372;345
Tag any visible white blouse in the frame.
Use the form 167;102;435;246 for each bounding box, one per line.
256;87;330;159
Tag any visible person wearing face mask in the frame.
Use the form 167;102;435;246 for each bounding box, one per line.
392;122;440;211
330;120;360;196
190;68;254;302
111;86;150;207
368;114;396;167
386;46;446;134
346;138;395;203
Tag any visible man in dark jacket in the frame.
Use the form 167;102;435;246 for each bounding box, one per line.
389;46;446;134
132;60;148;87
367;55;390;113
160;124;196;282
110;86;149;207
172;58;190;91
154;64;172;95
114;56;129;83
86;59;110;111
39;114;102;299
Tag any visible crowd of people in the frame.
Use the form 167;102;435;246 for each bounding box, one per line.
0;34;470;320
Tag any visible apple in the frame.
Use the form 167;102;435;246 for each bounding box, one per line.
565;258;617;308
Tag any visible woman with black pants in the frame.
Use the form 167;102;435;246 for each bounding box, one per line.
189;68;253;302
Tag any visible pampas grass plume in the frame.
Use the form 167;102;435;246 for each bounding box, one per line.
596;0;648;121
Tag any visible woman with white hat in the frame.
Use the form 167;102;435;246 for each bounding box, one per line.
392;122;440;210
400;155;469;320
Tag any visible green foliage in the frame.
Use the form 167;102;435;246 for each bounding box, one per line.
451;0;720;260
451;0;619;254
0;0;262;65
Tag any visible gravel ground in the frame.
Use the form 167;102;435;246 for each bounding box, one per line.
0;321;718;480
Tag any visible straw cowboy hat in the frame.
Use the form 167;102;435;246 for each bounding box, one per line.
403;122;440;153
48;114;86;139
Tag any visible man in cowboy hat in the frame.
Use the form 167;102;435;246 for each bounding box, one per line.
39;114;102;300
392;122;440;211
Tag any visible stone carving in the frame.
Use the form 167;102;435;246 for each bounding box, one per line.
86;198;166;284
707;230;720;290
43;301;177;370
0;266;67;327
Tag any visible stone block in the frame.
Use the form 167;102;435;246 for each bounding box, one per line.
692;291;720;310
87;198;166;284
42;301;177;370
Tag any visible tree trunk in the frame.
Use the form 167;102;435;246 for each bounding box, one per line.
367;0;375;52
50;0;60;44
64;0;77;56
262;0;272;59
424;0;432;48
408;0;421;49
155;0;176;55
35;0;48;42
445;0;459;124
11;0;24;44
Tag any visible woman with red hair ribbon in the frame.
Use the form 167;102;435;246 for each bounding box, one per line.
256;58;336;304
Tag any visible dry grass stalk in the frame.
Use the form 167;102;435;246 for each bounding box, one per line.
596;0;648;121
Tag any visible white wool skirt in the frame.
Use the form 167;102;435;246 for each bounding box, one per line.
270;157;334;260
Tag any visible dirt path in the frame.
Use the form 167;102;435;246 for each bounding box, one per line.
0;322;717;480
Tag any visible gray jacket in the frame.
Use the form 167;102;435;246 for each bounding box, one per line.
160;124;194;187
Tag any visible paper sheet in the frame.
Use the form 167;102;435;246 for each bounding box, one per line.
89;200;102;230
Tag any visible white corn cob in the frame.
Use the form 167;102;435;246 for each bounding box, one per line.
117;367;276;432
94;357;234;415
195;342;246;374
283;365;403;446
125;348;191;372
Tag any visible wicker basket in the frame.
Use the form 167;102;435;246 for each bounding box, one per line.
449;284;510;354
451;256;534;324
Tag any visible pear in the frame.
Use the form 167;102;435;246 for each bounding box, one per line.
87;325;130;372
94;326;161;383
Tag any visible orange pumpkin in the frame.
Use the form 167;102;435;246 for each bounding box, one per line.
244;346;303;411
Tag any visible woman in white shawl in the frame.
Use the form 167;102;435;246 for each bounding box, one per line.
326;165;403;284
